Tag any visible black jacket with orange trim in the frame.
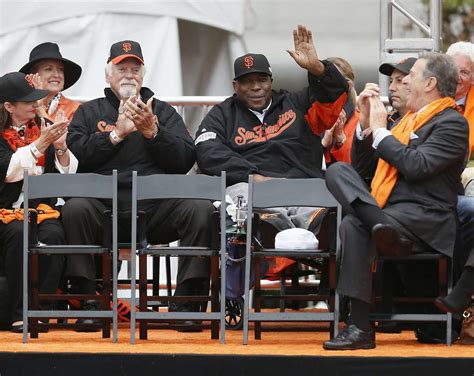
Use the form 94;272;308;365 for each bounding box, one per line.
195;60;348;185
67;87;195;206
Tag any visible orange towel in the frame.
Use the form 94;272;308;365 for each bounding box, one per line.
371;97;456;208
0;203;60;224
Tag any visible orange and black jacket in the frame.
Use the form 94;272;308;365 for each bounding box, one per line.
195;60;348;185
67;87;195;202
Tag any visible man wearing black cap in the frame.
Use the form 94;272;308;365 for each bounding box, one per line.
63;40;214;331
196;25;347;186
351;57;416;184
195;25;348;233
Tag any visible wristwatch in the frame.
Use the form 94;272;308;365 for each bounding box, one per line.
55;147;68;156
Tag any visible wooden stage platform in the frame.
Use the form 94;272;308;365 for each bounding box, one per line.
0;323;473;375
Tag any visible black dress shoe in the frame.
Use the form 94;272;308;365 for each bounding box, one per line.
435;294;472;314
168;303;203;333
377;321;402;334
75;300;101;332
435;269;474;313
372;223;412;256
323;324;376;350
415;325;459;344
11;322;49;333
175;321;203;333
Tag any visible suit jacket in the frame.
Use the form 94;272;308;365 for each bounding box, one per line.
352;107;469;257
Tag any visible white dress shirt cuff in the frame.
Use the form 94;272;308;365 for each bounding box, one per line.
372;128;392;149
356;123;374;140
54;150;79;174
5;145;40;182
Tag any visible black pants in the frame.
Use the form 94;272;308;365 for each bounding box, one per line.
61;197;215;285
325;162;430;303
0;219;65;323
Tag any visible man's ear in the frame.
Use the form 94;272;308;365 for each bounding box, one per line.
232;80;238;92
425;76;437;93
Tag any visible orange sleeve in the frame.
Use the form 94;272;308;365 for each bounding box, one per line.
304;92;347;136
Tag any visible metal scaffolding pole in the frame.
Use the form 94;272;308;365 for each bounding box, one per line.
379;0;442;95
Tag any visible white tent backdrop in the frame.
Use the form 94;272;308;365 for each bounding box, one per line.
0;0;247;98
0;0;247;289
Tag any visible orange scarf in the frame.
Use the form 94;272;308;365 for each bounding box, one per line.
370;97;456;208
0;203;60;224
463;86;474;159
1;119;45;166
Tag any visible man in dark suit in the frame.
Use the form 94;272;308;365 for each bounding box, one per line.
322;52;469;350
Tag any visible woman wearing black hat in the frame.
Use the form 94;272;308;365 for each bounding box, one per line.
0;72;78;333
20;42;82;122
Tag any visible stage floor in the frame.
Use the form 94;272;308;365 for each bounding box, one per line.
1;323;473;358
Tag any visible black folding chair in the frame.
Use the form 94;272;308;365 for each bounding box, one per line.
371;252;453;345
242;176;341;344
130;171;227;344
23;170;118;343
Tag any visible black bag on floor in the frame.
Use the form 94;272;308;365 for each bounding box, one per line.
225;233;268;299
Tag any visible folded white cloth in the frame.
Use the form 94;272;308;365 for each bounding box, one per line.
274;228;319;250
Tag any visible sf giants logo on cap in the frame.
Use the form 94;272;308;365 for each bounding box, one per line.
244;55;254;69
122;42;132;53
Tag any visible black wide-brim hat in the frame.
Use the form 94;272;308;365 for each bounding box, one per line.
19;42;82;91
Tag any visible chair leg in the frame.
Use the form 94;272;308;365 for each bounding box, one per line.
210;255;219;340
139;254;148;340
381;261;394;316
439;257;448;296
152;256;160;311
166;256;172;297
102;253;111;339
254;256;262;340
328;255;336;338
279;271;286;313
291;265;299;311
30;254;40;339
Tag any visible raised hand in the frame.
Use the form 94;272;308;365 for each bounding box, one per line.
321;109;346;148
115;98;137;139
124;96;158;139
286;25;324;76
34;114;69;154
25;73;44;90
52;110;69;149
357;83;380;130
368;96;388;134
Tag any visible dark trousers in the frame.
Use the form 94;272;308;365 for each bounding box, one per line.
325;162;428;303
457;195;474;270
61;197;215;285
0;219;65;323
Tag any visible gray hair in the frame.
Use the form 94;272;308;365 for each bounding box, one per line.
418;52;459;98
104;61;146;79
446;41;474;62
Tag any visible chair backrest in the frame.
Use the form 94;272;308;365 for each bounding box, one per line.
131;171;227;247
24;171;118;201
133;173;226;202
245;176;342;251
23;170;118;244
249;177;339;209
